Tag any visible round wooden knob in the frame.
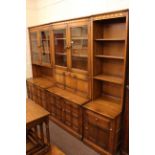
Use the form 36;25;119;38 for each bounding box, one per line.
95;118;98;121
85;127;88;130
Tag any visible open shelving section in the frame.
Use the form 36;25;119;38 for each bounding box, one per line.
92;14;127;103
83;10;128;155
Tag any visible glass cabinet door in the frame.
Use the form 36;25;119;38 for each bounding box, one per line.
70;25;88;71
40;30;51;65
30;32;40;64
54;29;67;67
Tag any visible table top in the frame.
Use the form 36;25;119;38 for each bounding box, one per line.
26;98;50;124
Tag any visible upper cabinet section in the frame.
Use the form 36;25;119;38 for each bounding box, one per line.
70;24;89;71
29;26;52;67
30;31;39;64
53;27;67;67
40;30;51;65
51;19;90;73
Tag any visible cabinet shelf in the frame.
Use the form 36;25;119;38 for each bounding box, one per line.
94;74;123;84
55;38;66;40
95;55;124;60
72;37;88;40
41;39;49;41
72;54;88;58
55;52;66;56
95;38;125;41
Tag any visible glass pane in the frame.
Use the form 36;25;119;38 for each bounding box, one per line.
40;31;51;64
30;32;39;63
30;32;37;41
54;29;67;67
71;26;88;70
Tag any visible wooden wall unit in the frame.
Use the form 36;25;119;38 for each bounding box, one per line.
27;9;129;155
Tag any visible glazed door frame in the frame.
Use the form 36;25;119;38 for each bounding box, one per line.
67;19;91;74
29;26;52;67
29;28;41;65
51;23;69;70
39;26;52;67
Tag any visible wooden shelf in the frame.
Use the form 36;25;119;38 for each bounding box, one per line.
95;55;124;60
55;38;66;40
55;52;66;56
72;37;88;40
83;97;122;119
72;54;88;58
41;39;49;41
94;74;123;84
95;38;125;41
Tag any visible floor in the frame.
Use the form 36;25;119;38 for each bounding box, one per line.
49;121;100;155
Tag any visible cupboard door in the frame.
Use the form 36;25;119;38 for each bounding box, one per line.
40;30;51;66
84;111;110;150
30;32;40;64
53;29;67;67
70;25;89;71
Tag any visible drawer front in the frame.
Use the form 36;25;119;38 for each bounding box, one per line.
64;100;82;134
47;93;56;115
47;92;82;135
85;110;111;129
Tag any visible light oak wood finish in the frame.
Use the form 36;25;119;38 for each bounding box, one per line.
93;74;123;84
46;87;89;139
27;9;129;155
47;86;89;105
46;145;66;155
83;97;121;119
26;99;50;155
26;98;50;124
26;77;55;110
83;10;128;155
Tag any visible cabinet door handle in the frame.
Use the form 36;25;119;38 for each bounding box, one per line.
85;127;88;130
95;118;98;121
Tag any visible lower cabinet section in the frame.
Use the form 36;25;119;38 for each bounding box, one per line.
26;81;48;110
47;92;83;139
27;80;122;155
83;109;121;155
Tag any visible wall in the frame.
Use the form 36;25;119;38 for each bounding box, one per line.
26;0;129;77
26;0;38;78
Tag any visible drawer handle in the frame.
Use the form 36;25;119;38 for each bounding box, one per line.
110;128;112;131
95;118;98;121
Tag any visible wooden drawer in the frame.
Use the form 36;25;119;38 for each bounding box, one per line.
27;81;48;110
47;91;83;135
85;110;111;130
